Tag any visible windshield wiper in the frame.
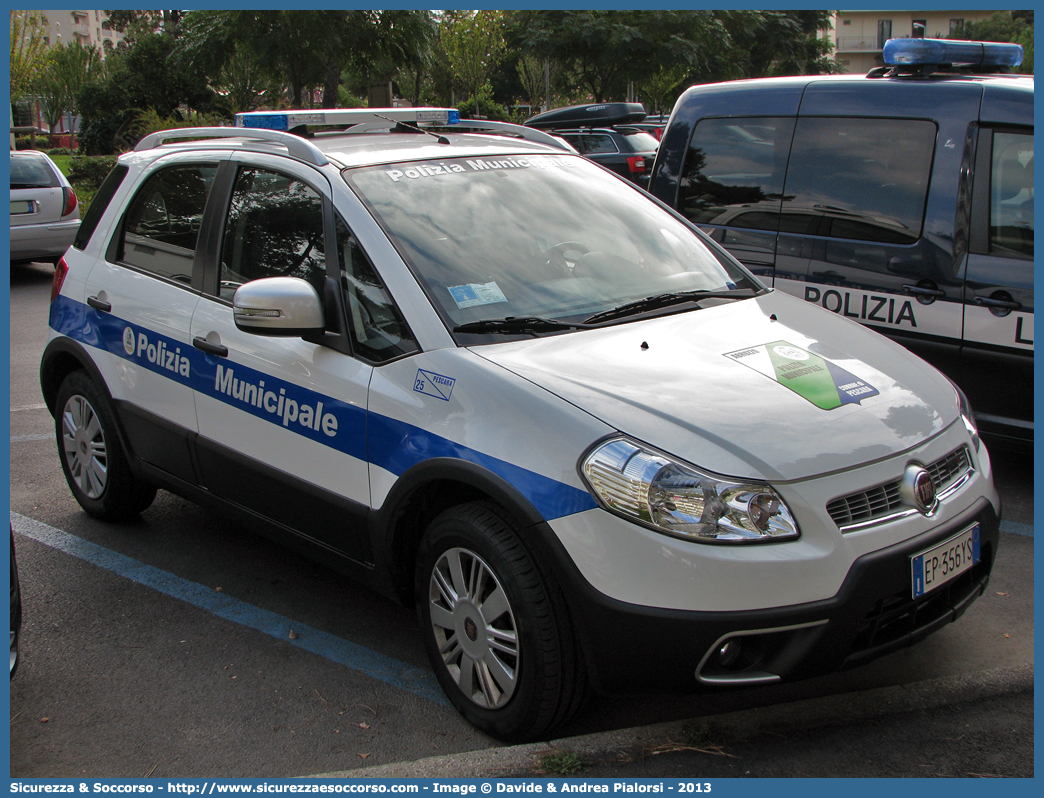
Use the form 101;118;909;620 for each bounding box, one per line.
453;316;594;335
583;288;763;324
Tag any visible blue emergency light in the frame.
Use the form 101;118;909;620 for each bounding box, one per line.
883;38;1023;68
235;108;461;131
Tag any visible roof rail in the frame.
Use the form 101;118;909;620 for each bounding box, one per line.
454;119;576;153
322;117;577;154
133;127;329;167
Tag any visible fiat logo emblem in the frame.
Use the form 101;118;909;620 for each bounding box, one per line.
902;464;938;515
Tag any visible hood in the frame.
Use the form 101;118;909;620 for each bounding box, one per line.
473;291;959;482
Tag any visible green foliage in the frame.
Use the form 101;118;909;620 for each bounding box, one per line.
176;10;437;110
36;42;103;143
510;10;729;103
10;10;49;101
718;10;839;79
442;11;506;117
69;155;119;190
47;148;72;157
457;91;510;122
76;30;217;154
537;750;586;776
14;136;35;151
77;113;131;156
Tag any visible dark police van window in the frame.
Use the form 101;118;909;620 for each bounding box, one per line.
677;117;794;231
990;131;1034;259
679;117;937;246
782;117;936;244
220;168;327;300
119;164;218;281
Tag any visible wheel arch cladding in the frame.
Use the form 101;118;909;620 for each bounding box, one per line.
377;457;556;606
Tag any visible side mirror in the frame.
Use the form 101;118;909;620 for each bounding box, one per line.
232;276;325;337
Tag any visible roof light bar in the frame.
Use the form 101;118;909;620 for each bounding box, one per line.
883;38;1023;68
235;107;460;131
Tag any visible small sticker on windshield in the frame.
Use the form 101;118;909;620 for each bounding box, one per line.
448;281;508;309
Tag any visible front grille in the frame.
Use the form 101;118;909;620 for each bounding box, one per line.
827;446;972;530
843;540;992;667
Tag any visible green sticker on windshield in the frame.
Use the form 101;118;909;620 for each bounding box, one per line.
726;341;879;410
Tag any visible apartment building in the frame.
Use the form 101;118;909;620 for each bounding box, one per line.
36;9;125;54
833;10;998;73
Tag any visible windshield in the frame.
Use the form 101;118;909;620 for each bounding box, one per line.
343;153;759;334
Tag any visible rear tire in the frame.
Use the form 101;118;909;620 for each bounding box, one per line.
55;370;156;521
416;501;587;741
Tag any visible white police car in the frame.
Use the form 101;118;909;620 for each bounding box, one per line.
41;107;1001;741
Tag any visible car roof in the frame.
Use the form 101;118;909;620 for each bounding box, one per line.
680;70;1032;97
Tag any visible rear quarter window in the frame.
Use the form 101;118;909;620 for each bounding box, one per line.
620;131;659;152
73;164;128;251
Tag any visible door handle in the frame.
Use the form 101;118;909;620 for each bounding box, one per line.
973;296;1022;311
192;336;228;358
901;284;946;299
86;295;111;313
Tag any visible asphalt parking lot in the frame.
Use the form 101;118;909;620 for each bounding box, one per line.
7;259;1035;778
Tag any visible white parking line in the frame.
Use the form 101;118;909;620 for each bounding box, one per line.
10;511;449;707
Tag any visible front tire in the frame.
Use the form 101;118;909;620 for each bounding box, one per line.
416;502;586;741
55;370;156;521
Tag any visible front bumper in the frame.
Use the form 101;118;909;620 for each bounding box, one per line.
545;496;999;694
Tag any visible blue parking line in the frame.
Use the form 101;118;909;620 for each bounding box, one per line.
9;512;449;707
1000;520;1034;538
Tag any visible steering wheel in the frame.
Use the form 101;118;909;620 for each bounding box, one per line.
539;241;591;272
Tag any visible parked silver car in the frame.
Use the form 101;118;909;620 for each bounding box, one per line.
10;150;80;265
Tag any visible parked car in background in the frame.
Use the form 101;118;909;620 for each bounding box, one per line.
10;150;80;266
11;526;21;678
649;39;1033;452
631;114;669;141
525;103;659;187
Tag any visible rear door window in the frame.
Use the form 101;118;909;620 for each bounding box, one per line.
782;117;936;244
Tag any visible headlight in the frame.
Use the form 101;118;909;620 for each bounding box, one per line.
580;438;799;543
949;380;980;451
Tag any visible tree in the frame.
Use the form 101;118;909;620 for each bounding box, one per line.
717;10;838;80
77;31;216;154
10;10;49;102
105;10;183;44
637;65;692;116
510;10;728;103
441;10;506;118
176;10;437;110
36;42;102;145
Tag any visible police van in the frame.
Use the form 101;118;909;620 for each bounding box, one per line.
648;39;1033;451
42;106;1000;740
